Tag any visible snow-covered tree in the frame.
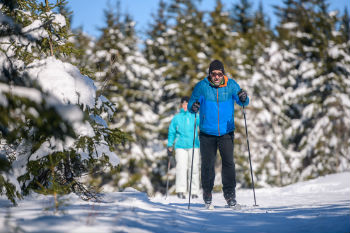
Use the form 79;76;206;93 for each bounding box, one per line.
92;3;161;194
1;0;75;63
0;1;126;206
206;0;236;69
165;0;207;96
66;28;95;77
284;2;350;179
231;1;275;187
340;7;350;44
145;0;169;68
0;1;77;204
249;42;297;186
253;0;350;183
152;0;208;143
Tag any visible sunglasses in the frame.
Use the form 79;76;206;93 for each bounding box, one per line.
210;72;224;77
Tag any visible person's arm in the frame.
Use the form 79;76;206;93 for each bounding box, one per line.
167;116;178;148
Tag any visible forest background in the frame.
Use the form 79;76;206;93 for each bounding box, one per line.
0;0;349;204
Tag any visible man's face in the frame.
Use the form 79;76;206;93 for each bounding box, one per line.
210;69;224;86
181;101;188;111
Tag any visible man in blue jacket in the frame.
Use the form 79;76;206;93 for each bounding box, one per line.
167;97;200;199
188;60;249;207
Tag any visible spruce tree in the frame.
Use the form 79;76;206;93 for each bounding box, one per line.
340;7;350;43
92;3;159;194
249;41;296;186
231;0;253;34
250;1;272;65
206;0;236;70
1;0;126;205
145;0;169;67
67;28;95;77
230;0;272;75
166;0;207;94
146;0;208;156
0;2;77;203
143;0;175;194
236;1;275;186
153;0;207;150
1;0;75;62
273;0;350;181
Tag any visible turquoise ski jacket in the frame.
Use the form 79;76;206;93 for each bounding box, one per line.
188;76;249;136
167;108;200;149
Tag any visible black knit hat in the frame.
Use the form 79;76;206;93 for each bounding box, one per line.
209;60;225;75
181;96;189;103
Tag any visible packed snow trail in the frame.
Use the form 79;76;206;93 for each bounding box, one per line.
1;172;349;233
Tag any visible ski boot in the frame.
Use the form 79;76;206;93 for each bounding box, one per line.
177;192;186;199
203;191;214;210
224;192;240;210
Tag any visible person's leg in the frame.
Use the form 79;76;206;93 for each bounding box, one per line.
218;132;236;203
187;148;200;196
175;148;188;196
199;132;217;203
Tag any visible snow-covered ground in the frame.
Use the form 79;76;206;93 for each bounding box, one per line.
1;172;349;233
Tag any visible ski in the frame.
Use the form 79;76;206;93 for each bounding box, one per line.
204;204;270;213
224;203;246;210
205;203;214;210
203;203;262;211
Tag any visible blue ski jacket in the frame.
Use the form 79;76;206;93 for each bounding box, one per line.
167;108;200;149
188;76;249;136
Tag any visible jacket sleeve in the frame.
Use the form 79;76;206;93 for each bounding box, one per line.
232;81;249;107
167;115;178;147
188;82;204;113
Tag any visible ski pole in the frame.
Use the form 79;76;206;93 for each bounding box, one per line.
242;106;258;206
188;113;197;210
165;156;171;199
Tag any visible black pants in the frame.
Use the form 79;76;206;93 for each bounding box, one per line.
200;131;236;196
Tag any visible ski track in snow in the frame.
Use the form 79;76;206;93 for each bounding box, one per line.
0;172;349;233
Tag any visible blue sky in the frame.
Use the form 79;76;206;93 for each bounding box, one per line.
66;0;349;39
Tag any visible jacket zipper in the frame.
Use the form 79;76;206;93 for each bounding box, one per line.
217;89;220;136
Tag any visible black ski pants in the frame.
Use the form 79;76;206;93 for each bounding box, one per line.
199;131;236;197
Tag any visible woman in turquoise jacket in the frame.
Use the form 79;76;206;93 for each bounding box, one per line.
167;97;200;199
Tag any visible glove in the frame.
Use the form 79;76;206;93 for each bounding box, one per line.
238;89;247;103
191;101;200;113
167;147;173;157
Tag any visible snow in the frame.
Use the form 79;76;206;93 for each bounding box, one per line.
52;13;66;27
220;23;227;30
0;83;43;104
197;52;206;59
281;22;298;29
22;19;49;39
329;11;338;17
27;57;97;109
21;11;66;40
328;46;341;59
0;172;349;233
